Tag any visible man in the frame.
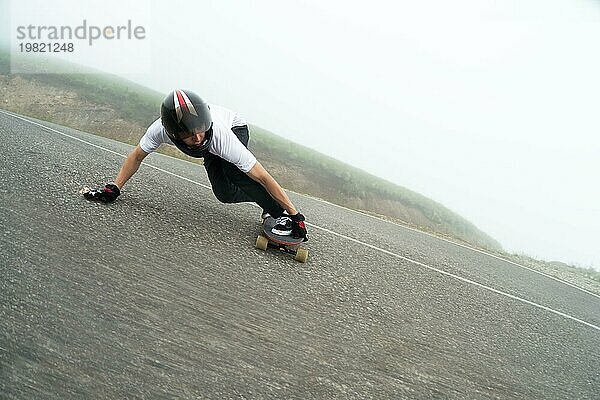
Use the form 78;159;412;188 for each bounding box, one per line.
84;89;308;240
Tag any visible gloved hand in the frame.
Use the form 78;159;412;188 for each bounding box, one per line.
290;212;308;241
81;183;121;203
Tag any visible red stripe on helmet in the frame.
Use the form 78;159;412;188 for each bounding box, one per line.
175;90;189;113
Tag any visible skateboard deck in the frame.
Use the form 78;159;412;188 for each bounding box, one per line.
255;216;308;263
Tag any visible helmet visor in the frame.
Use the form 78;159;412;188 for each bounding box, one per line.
178;124;213;151
169;115;211;140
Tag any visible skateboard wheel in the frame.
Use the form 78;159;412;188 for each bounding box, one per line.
255;235;268;251
294;248;309;263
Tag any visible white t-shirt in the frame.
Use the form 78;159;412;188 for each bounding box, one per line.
139;104;257;172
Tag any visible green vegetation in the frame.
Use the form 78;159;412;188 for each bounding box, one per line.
0;50;162;124
0;50;8;74
33;73;163;125
251;125;487;242
574;266;600;282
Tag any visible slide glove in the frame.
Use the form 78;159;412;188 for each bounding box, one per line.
82;183;120;203
290;212;308;242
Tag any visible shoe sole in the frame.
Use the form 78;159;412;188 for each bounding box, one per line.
271;228;292;236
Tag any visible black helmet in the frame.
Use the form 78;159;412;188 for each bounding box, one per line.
161;89;213;153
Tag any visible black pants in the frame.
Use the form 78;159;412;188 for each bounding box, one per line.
203;125;285;218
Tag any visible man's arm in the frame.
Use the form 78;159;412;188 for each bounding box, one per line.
245;161;298;215
246;161;308;241
114;145;149;189
82;145;149;203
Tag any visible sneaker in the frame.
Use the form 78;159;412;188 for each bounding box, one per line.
271;215;292;236
262;210;288;221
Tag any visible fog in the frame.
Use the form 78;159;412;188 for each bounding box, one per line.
5;0;600;269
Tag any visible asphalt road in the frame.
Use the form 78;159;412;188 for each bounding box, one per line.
1;110;599;399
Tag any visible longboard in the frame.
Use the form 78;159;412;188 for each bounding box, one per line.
255;216;309;263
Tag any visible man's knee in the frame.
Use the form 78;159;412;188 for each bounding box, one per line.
212;185;236;203
212;182;253;204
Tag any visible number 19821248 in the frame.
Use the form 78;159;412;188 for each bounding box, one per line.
19;43;74;52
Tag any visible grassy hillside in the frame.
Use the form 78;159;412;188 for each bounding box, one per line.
250;126;491;244
0;51;502;250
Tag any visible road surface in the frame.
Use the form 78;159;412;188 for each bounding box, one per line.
1;110;598;399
